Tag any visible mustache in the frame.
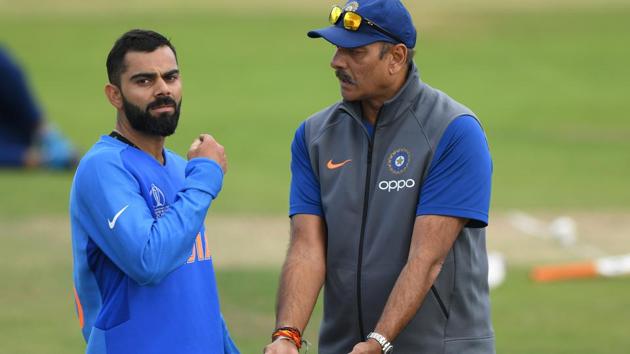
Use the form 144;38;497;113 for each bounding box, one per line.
146;96;178;111
335;70;356;85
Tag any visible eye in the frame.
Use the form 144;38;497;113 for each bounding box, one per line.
164;74;179;82
135;78;152;86
348;48;364;56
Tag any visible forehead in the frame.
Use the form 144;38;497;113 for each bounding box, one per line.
342;42;383;52
363;42;385;51
121;46;178;77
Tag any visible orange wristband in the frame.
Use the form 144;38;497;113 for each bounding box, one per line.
272;327;302;349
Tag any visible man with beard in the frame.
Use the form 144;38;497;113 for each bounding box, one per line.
265;0;494;353
70;29;239;354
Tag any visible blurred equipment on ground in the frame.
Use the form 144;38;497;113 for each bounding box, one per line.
531;254;630;283
0;46;78;170
488;251;506;289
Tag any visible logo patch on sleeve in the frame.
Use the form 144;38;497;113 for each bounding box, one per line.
150;184;168;217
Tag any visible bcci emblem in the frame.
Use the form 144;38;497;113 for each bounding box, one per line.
344;1;359;12
387;148;411;175
150;184;168;217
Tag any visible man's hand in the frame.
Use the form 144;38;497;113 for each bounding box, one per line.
187;134;228;174
263;337;299;354
348;339;382;354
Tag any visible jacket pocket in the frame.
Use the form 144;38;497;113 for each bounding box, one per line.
430;285;449;319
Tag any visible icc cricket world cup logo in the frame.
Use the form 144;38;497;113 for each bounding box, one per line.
150;184;168;217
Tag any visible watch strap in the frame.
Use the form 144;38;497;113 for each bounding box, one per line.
367;332;393;353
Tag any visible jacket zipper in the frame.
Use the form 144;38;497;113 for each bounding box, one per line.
356;118;377;341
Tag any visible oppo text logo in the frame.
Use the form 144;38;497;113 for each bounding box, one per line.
378;179;416;192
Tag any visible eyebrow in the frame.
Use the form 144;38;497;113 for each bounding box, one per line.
129;69;180;81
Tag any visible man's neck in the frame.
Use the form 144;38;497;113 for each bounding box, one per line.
361;99;384;126
115;118;165;164
360;69;409;125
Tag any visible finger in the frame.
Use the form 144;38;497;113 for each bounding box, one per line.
200;133;214;142
189;139;201;150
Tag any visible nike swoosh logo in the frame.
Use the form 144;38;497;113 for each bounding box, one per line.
108;205;129;229
327;159;352;170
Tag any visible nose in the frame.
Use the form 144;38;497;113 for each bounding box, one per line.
154;77;171;97
330;47;345;71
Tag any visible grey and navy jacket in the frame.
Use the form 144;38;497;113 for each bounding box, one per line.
302;65;495;354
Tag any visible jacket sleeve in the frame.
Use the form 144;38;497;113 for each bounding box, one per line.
74;154;223;285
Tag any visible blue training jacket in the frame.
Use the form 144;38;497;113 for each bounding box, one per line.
70;135;239;354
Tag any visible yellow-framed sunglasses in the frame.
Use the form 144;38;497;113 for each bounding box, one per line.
329;5;404;44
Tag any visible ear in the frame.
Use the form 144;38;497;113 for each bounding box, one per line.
389;44;408;75
104;83;123;110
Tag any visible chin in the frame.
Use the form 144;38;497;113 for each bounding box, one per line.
340;89;359;102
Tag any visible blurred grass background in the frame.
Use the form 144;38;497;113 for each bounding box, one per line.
1;0;629;353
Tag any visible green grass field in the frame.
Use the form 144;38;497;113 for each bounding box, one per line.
1;1;629;353
2;218;630;353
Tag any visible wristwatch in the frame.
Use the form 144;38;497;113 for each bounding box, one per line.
367;332;393;353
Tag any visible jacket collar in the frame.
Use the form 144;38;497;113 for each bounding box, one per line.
339;63;423;127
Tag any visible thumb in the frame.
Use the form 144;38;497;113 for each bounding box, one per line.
189;138;201;150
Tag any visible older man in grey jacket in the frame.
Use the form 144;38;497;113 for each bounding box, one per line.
265;1;495;353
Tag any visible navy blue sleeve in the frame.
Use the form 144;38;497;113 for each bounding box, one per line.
0;47;42;129
416;115;492;228
289;122;323;216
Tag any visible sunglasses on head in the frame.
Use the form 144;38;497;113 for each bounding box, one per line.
329;5;404;45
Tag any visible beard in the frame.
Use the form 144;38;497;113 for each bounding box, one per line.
122;95;182;137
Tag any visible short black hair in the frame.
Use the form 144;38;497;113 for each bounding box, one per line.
106;29;177;86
